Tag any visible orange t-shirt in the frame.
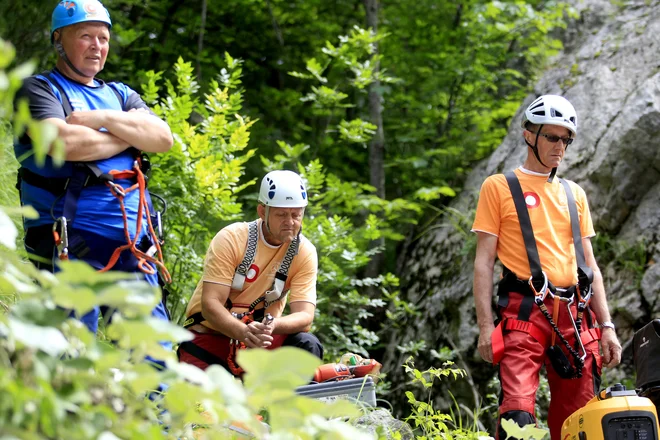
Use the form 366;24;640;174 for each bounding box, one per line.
471;167;595;287
185;219;318;331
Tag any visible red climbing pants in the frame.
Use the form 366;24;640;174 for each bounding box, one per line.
491;291;602;440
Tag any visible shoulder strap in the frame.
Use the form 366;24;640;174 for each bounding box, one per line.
558;178;593;285
558;178;585;268
504;171;543;281
232;220;259;290
43;71;125;115
106;82;126;111
44;71;74;117
264;236;300;304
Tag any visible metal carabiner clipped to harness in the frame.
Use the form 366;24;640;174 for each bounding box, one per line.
529;271;549;305
52;217;69;260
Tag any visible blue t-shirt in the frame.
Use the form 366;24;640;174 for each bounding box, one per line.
14;69;154;242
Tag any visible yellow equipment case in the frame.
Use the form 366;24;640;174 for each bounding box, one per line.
561;384;659;440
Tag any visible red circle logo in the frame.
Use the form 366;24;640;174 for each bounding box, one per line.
246;264;259;283
84;1;98;13
524;192;540;208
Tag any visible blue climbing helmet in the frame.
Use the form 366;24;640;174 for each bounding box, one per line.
51;0;112;43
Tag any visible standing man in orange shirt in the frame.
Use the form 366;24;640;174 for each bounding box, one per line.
178;170;322;375
471;95;621;439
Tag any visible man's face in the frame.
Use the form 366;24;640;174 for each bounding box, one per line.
57;22;110;77
524;124;573;169
258;205;304;245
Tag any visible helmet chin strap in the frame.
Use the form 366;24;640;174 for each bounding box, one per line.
54;37;91;80
264;205;272;235
524;124;558;183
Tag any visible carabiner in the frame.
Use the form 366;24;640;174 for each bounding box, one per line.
529;271;549;303
567;299;587;361
52;217;69;260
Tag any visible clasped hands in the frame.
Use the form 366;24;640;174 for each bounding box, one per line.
243;316;275;349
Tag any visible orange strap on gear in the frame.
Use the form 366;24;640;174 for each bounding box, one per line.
99;159;171;283
227;315;253;377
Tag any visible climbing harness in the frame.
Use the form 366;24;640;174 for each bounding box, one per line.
181;219;301;375
496;171;596;379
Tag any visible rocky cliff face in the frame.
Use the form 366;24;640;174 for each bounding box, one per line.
385;0;660;415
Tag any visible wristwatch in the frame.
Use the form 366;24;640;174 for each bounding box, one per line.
600;321;616;330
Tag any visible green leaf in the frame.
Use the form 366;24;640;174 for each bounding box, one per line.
8;318;69;357
500;418;548;440
96;281;161;317
0;208;17;250
414;186;457;201
240;347;321;393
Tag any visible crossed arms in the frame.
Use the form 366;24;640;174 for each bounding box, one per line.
44;108;173;161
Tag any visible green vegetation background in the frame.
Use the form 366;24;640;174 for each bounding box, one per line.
0;1;614;438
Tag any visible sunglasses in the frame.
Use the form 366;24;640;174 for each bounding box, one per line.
538;132;573;146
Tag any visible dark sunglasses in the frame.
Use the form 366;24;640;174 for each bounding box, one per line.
538;132;573;146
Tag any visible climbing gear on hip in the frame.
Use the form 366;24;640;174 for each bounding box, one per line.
502;171;595;379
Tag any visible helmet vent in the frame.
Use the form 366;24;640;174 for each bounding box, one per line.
532;110;545;116
551;109;563;118
530;102;544;110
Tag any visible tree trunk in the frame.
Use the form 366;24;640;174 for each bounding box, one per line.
196;0;208;82
148;0;185;68
363;0;386;283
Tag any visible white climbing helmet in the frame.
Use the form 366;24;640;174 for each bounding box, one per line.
521;95;578;136
258;170;308;208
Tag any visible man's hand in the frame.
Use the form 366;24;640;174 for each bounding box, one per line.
601;328;622;368
478;324;495;363
243;318;275;349
66;110;109;131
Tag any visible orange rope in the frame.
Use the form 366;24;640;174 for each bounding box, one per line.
227;315;253;376
98;160;171;283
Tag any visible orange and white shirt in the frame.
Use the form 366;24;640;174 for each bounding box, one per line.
185;219;317;331
471;167;595;287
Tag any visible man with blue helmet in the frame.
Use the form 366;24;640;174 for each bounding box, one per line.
14;0;174;341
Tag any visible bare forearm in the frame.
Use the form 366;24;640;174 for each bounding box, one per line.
586;265;612;325
272;308;314;335
473;264;496;330
56;123;130;161
201;299;246;340
103;110;173;153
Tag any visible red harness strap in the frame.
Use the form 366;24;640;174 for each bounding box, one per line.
492;319;601;365
492;318;549;365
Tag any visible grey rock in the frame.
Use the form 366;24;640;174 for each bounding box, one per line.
384;0;660;419
352;408;414;440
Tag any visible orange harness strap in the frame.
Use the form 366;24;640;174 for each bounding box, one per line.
227;315;253;376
